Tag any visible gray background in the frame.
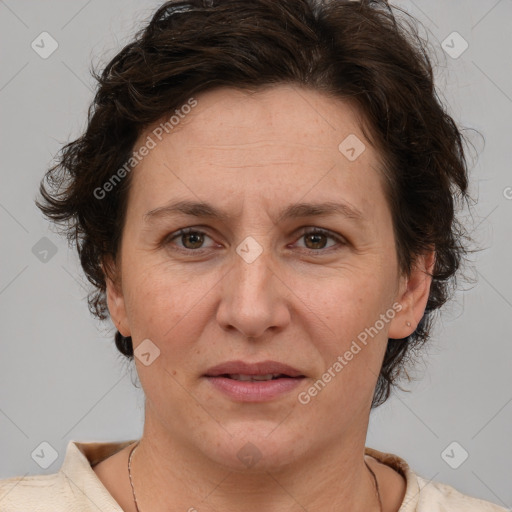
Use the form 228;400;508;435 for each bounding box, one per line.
0;0;511;507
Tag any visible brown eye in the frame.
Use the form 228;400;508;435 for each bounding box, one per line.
304;232;328;250
165;228;215;252
296;228;345;252
180;230;205;249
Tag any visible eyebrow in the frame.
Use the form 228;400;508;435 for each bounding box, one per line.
143;199;366;225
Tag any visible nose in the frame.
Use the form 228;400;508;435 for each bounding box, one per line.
215;241;291;340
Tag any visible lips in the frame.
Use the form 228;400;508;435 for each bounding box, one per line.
225;373;287;381
204;360;305;378
204;360;306;402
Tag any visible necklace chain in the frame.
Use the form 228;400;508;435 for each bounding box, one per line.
127;442;383;512
128;442;141;512
365;458;384;512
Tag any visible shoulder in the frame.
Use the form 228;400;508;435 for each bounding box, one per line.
0;470;123;511
0;439;136;511
414;475;508;512
364;446;507;512
0;472;72;510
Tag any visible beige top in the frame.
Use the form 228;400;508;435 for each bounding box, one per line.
0;440;506;511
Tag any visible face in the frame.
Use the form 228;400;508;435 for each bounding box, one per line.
107;84;432;470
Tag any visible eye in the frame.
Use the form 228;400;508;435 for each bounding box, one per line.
163;227;346;254
294;228;345;252
164;228;217;252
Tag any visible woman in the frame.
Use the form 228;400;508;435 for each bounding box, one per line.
0;0;506;510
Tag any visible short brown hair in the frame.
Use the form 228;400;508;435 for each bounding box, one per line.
36;0;474;407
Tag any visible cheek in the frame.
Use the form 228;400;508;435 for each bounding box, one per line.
307;275;393;407
305;267;394;343
122;262;194;339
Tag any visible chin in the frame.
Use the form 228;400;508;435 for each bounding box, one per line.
200;421;310;472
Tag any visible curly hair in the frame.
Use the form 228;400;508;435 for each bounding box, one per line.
36;0;473;407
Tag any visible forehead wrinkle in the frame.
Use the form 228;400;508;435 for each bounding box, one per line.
179;141;335;171
205;161;306;169
185;141;329;151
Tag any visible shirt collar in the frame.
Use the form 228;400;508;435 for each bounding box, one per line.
60;440;420;511
59;439;138;511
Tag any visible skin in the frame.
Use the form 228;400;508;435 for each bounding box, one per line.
94;84;435;512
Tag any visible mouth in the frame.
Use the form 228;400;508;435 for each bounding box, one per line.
204;360;306;402
218;373;301;381
204;360;305;379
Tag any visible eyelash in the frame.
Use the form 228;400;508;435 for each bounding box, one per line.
163;227;346;255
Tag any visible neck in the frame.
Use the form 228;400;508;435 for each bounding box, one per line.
129;414;381;512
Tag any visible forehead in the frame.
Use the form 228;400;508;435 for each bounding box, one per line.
150;85;367;152
128;85;386;221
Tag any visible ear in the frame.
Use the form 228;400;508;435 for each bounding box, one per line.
102;257;131;338
388;249;436;339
